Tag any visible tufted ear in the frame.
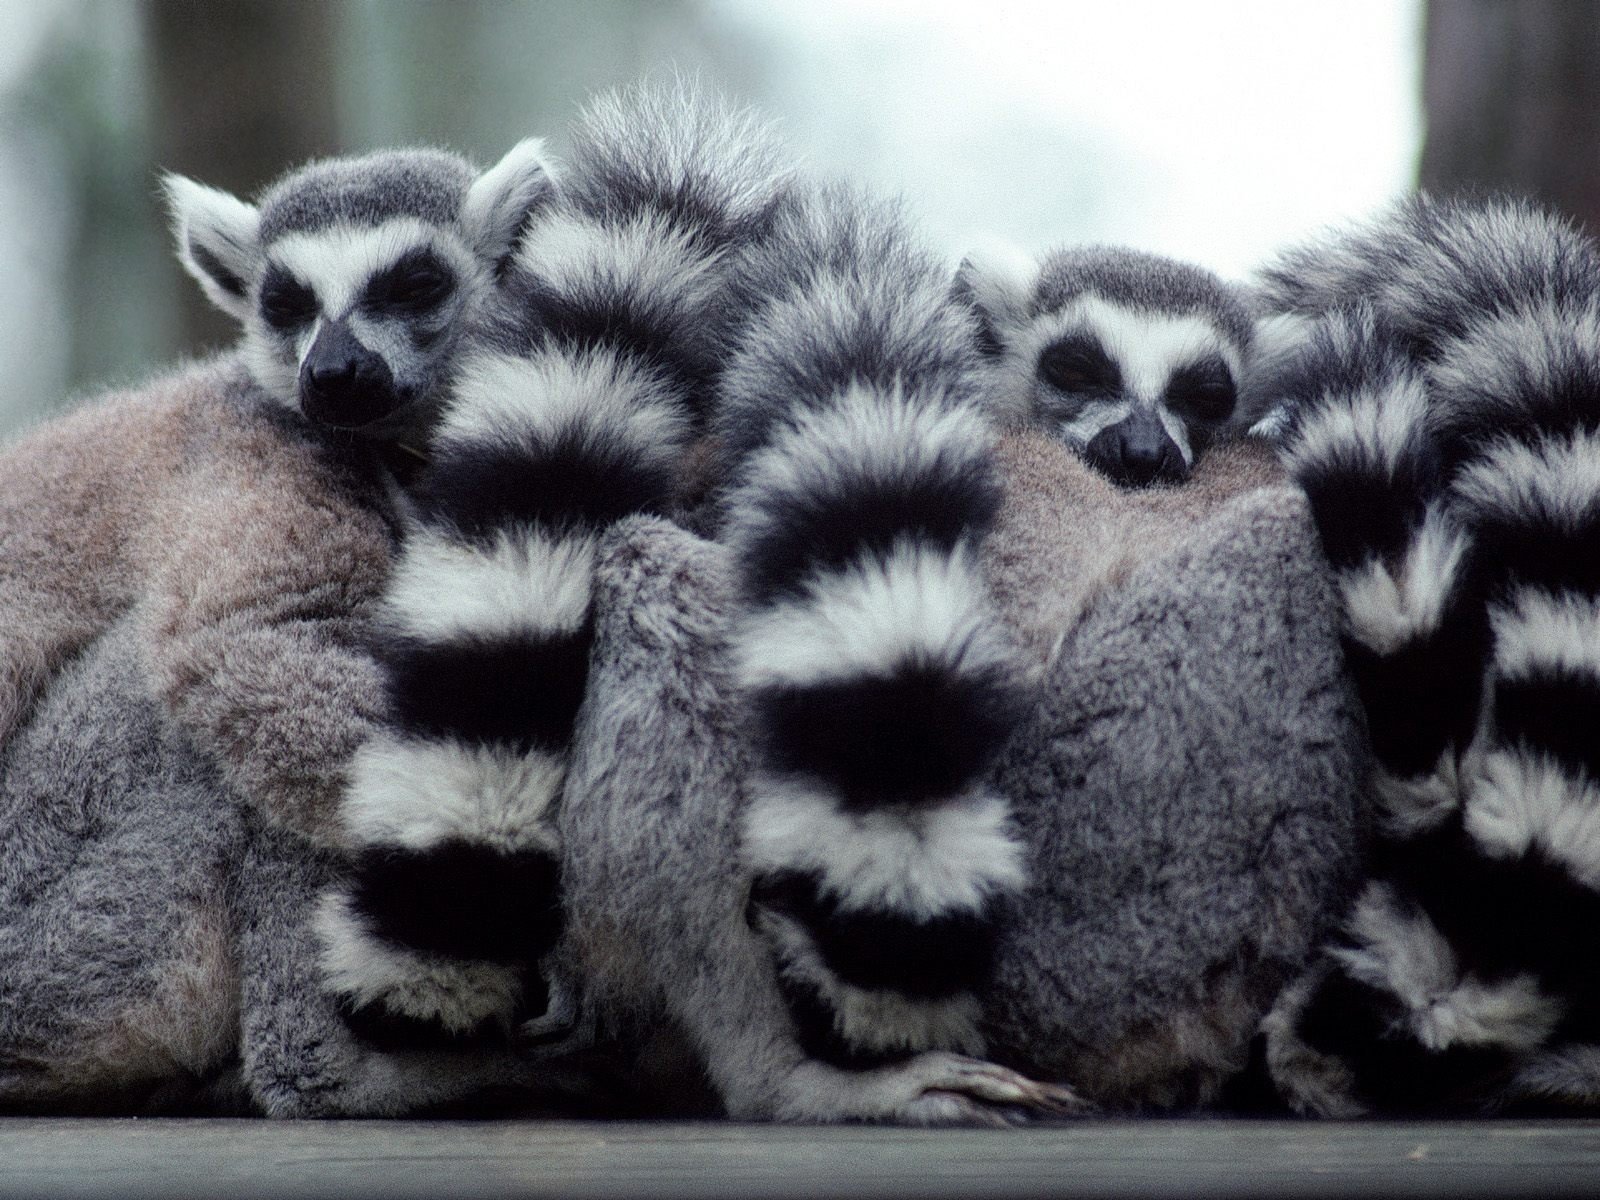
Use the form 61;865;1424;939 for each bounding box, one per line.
463;137;558;273
952;239;1036;358
161;173;262;323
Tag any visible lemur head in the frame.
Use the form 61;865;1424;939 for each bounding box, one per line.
957;244;1254;487
162;142;555;439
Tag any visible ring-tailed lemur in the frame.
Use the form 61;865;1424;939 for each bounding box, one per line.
0;144;556;1114
1253;194;1600;1115
318;84;1079;1123
713;182;1036;1074
955;245;1256;486
315;83;797;1046
0;142;554;847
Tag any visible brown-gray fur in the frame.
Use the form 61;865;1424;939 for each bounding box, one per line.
0;360;395;848
548;431;1363;1116
979;433;1366;1109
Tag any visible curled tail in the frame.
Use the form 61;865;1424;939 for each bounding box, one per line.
1262;205;1600;1114
717;185;1030;1066
318;84;793;1044
1277;304;1490;838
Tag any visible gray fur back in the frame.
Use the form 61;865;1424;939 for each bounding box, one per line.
982;478;1364;1107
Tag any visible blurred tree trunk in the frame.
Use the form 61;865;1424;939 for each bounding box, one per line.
1420;0;1600;234
144;0;339;356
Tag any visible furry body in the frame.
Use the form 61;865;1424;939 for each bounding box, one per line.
0;143;554;1109
553;431;1359;1117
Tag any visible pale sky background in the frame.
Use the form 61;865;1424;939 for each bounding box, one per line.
0;0;1423;428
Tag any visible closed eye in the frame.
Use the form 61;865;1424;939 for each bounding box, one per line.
365;252;455;314
1037;333;1122;397
1166;356;1236;422
259;266;318;332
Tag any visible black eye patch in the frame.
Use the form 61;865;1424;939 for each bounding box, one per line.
364;251;455;314
1037;334;1122;398
259;266;318;333
1165;355;1236;423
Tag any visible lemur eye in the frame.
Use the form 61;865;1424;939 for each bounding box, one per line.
1166;357;1237;422
366;253;454;313
1038;334;1121;397
259;267;317;333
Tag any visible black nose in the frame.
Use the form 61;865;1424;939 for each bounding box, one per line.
1084;410;1188;488
299;321;401;430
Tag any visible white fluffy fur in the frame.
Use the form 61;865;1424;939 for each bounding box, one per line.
758;910;986;1057
1338;504;1473;655
1332;882;1563;1053
441;346;690;468
315;892;523;1033
381;524;596;644
512;208;723;324
1372;750;1467;839
1454;429;1600;529
342;734;566;854
1468;749;1600;888
1428;300;1600;428
730;385;994;546
735;541;1009;693
1283;371;1432;484
743;775;1026;919
1491;588;1600;685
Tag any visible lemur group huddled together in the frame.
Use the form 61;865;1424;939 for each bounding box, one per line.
1;81;1597;1121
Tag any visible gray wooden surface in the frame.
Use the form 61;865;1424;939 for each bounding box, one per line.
1;1118;1598;1200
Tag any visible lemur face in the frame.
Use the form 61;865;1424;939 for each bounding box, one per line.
958;245;1253;487
248;218;482;433
164;142;555;440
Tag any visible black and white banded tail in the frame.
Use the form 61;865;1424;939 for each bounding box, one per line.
716;183;1030;1067
318;84;792;1044
1260;199;1600;1115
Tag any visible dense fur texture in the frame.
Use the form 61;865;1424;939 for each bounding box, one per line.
318;85;796;1047
0;145;554;1111
550;432;1358;1118
1255;194;1600;1115
710;182;1033;1073
956;244;1256;486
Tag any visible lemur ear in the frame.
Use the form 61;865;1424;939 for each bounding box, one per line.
464;137;558;273
952;240;1036;357
162;174;262;323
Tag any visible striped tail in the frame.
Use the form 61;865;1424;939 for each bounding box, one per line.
1266;285;1600;1114
318;83;792;1045
1278;304;1490;839
1444;298;1600;1100
1261;303;1503;1115
717;184;1031;1067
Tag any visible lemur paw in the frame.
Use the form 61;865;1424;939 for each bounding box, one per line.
778;1053;1090;1125
517;973;598;1056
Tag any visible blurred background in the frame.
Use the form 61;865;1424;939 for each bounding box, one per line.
0;0;1595;433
